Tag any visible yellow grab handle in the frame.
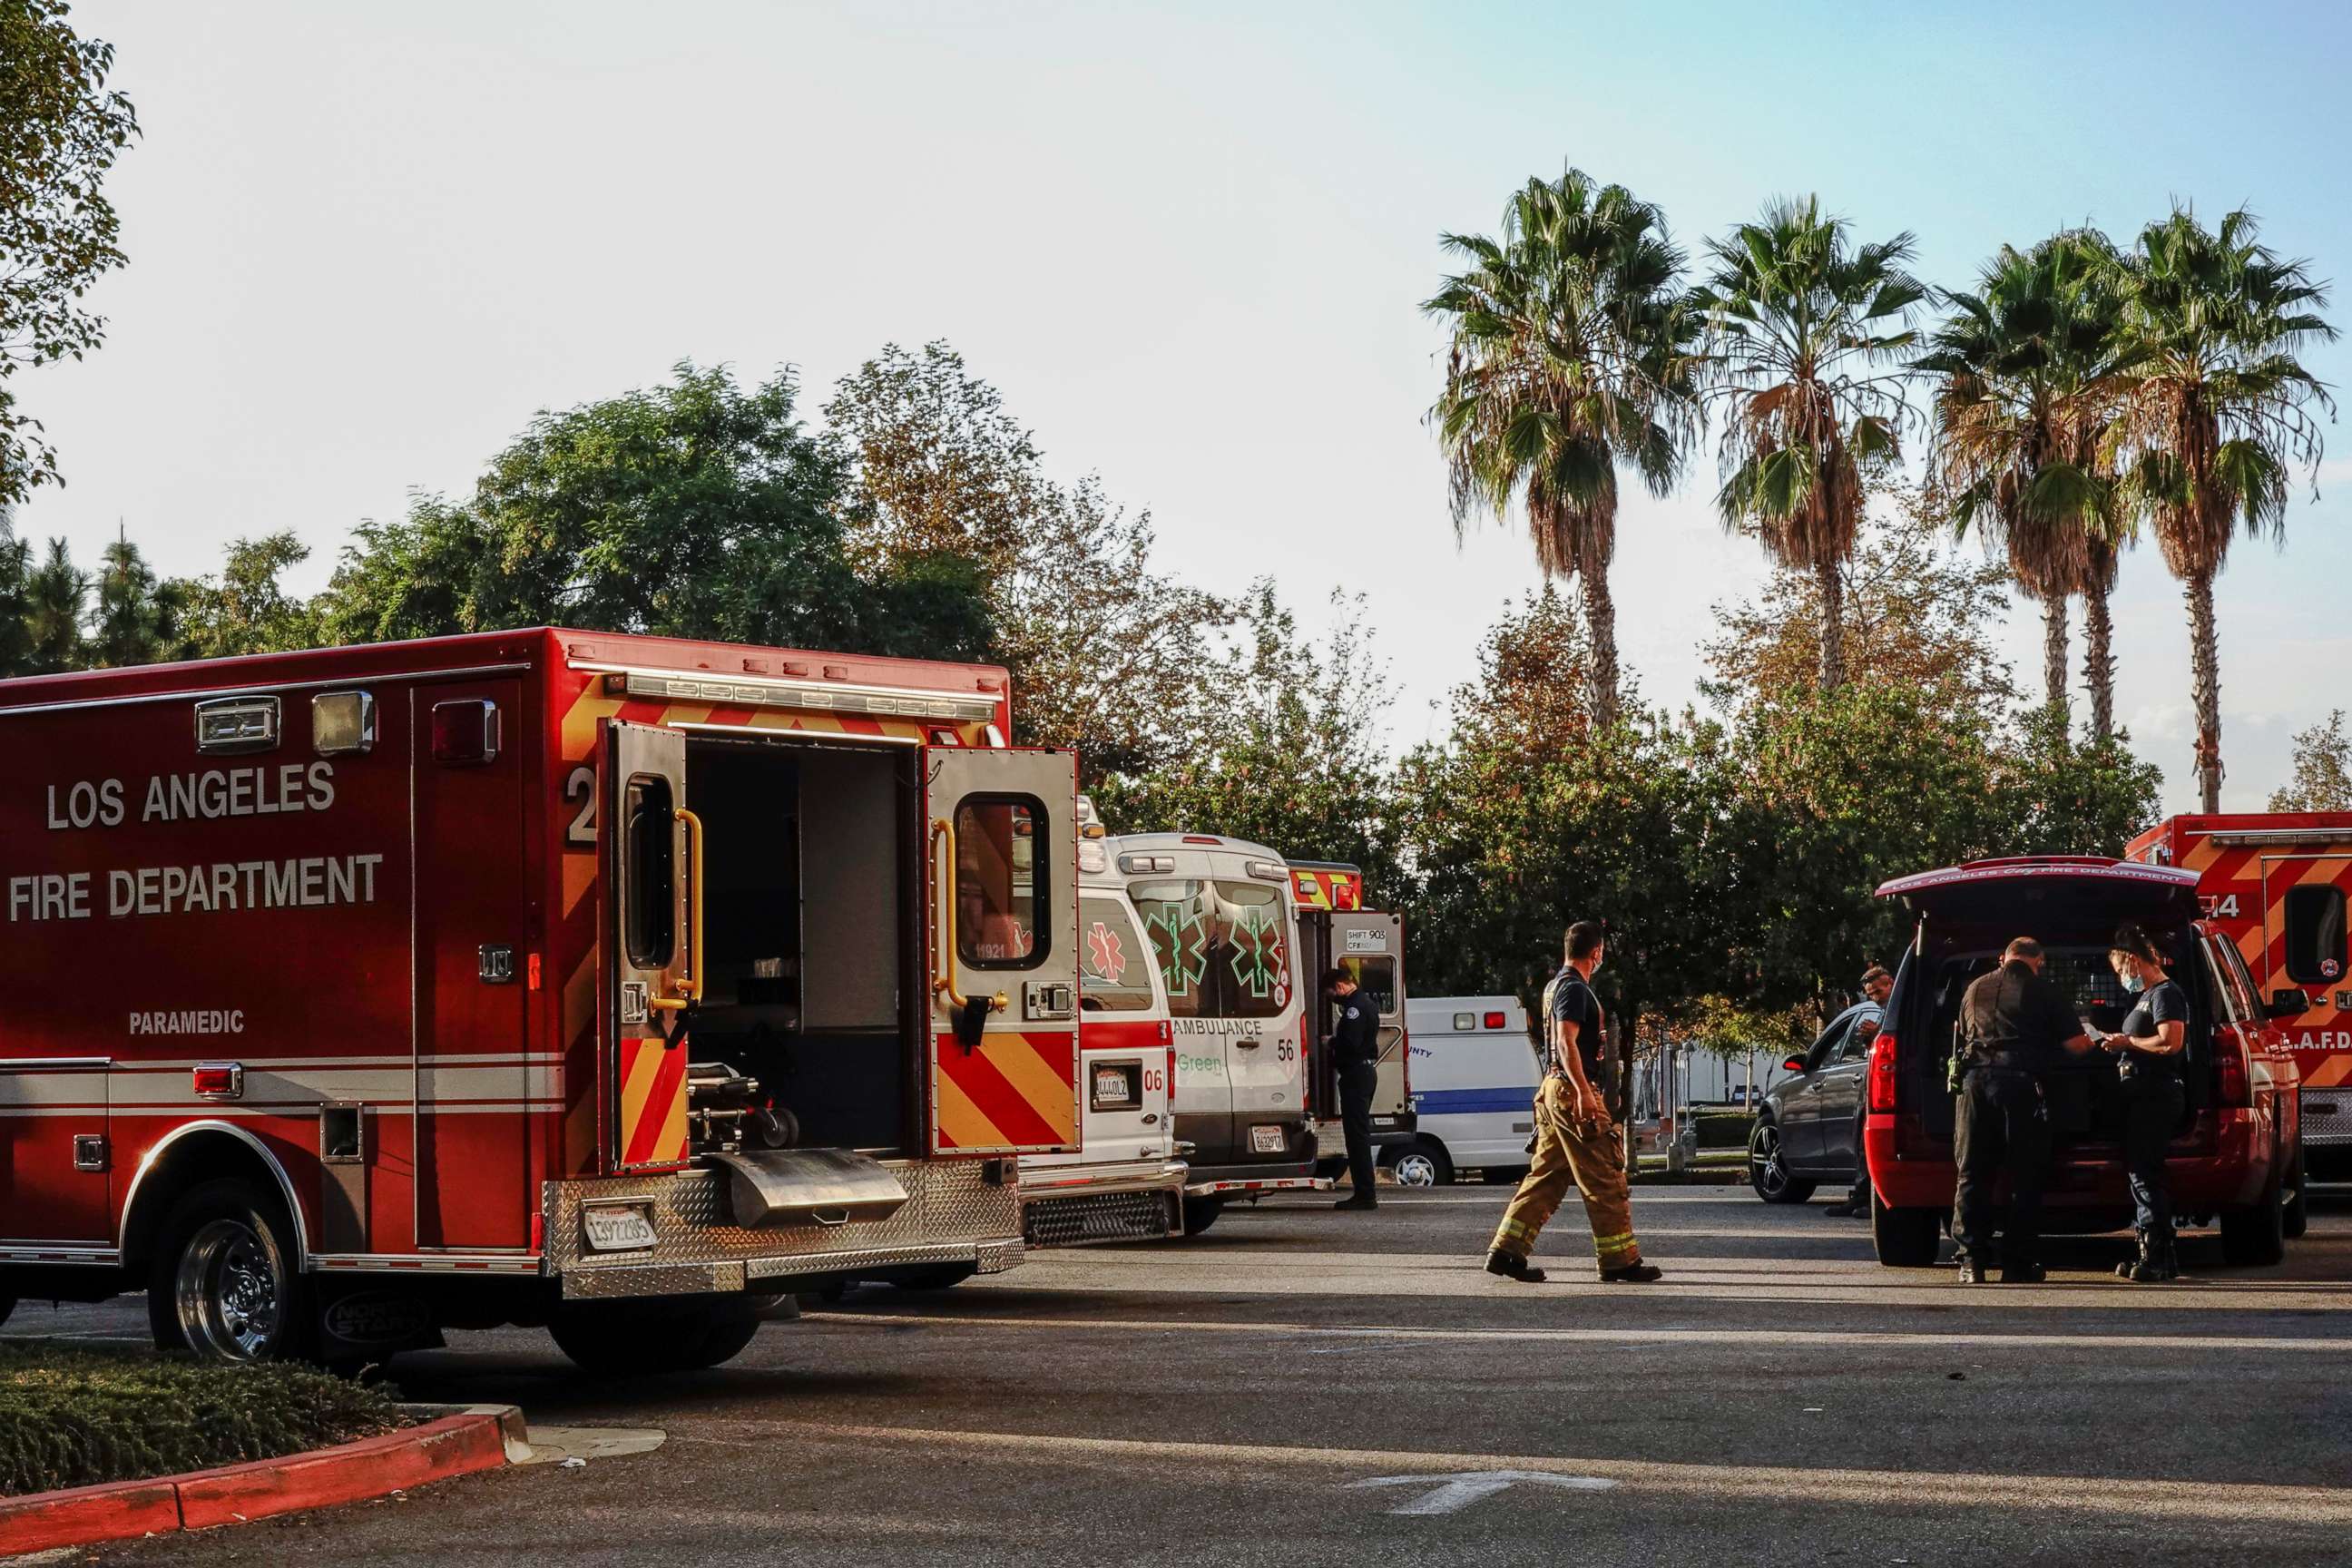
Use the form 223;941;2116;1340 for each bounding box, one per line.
930;814;1006;1016
647;806;704;1013
932;817;968;1008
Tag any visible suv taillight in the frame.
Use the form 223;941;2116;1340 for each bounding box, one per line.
2216;1034;2251;1107
1867;1034;1899;1112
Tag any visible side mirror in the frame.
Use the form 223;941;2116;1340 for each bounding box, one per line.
1781;1054;1808;1073
2269;987;2312;1021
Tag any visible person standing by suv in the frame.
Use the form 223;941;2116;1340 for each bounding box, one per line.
1327;967;1381;1211
1485;922;1662;1284
2102;924;2190;1283
1825;964;1896;1219
1952;937;2102;1284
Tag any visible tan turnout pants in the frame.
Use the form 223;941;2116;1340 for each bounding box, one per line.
1490;1076;1640;1269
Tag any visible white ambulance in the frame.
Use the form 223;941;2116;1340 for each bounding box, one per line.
1111;832;1328;1233
1387;997;1541;1185
1017;804;1186;1244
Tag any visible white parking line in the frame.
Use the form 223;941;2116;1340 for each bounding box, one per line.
807;1308;2352;1355
731;1420;2352;1526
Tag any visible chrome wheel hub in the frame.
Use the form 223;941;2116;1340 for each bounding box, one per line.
176;1218;281;1360
1392;1152;1438;1187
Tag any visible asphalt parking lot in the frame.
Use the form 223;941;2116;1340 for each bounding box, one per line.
15;1185;2352;1567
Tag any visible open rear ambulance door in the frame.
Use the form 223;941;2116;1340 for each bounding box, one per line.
925;749;1082;1155
605;720;692;1171
1333;910;1414;1131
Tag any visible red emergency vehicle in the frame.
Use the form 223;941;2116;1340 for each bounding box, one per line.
2128;813;2352;1179
0;629;1083;1369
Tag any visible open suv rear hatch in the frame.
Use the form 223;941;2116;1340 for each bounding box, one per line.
1877;857;2209;1158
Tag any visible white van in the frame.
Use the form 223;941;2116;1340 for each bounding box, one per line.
1111;831;1329;1232
1387;997;1542;1185
1018;808;1187;1245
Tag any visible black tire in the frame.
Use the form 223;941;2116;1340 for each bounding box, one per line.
1181;1196;1223;1236
147;1178;309;1363
2220;1165;2288;1267
1384;1141;1453;1188
552;1302;764;1375
1870;1187;1941;1268
888;1267;976;1292
2282;1145;2309;1242
1748;1119;1816;1204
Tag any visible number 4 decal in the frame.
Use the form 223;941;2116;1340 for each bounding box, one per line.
2199;893;2241;919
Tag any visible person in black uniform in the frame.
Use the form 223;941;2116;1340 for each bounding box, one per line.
1952;937;2101;1283
1327;967;1381;1211
2100;924;2190;1283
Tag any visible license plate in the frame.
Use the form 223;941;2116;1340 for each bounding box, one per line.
583;1204;658;1253
1093;1065;1139;1110
1250;1124;1286;1154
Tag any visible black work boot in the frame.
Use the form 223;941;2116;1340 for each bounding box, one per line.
1599;1260;1663;1283
1485;1250;1545;1283
2004;1259;2048;1284
2153;1236;2181;1281
1334;1194;1377;1211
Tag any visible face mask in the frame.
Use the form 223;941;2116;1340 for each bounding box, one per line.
2120;972;2147;995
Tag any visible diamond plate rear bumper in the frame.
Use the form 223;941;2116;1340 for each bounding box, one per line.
544;1157;1023;1300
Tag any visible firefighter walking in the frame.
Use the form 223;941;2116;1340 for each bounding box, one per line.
1485;922;1662;1284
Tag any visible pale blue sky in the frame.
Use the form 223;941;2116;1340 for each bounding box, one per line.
20;1;2349;809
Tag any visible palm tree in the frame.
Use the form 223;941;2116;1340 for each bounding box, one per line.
24;536;83;673
1425;169;1700;730
2113;206;2335;811
1693;197;1927;690
1916;232;2133;733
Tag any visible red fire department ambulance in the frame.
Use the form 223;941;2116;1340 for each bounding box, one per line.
2129;812;2352;1179
0;629;1082;1369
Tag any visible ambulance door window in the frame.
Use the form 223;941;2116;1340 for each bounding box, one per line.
1079;896;1156;1014
623;776;676;970
1210;880;1291;1018
1344;956;1397;1016
1132;879;1209;1021
2282;885;2347;987
954;797;1045;966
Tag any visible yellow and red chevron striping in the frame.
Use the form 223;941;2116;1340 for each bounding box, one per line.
618;1034;691;1167
1289;868;1362;912
934;1030;1077;1152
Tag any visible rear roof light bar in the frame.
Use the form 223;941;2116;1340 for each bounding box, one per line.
596;668;998;723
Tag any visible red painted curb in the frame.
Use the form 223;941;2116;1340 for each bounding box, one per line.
0;1409;512;1553
0;1475;181;1554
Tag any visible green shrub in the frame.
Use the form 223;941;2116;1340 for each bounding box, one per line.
0;1341;403;1496
1694;1110;1755;1150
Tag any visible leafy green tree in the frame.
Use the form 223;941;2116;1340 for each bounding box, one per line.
2112;205;2336;811
0;512;33;674
1090;583;1400;891
23;534;81;671
86;528;179;667
825;340;1227;778
1917;232;2134;731
1693;197;1927;691
1701;484;2017;722
315;362;993;661
0;0;139;505
2269;710;2352;812
1424;169;1700;730
169;532;323;657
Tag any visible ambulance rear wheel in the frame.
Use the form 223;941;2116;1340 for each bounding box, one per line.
551;1303;763;1375
148;1179;309;1364
1181;1197;1223;1236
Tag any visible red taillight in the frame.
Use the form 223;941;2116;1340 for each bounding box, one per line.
1483;1011;1506;1030
1301;1014;1313;1111
1165;1022;1177;1114
2216;1034;2251;1106
1867;1034;1899;1112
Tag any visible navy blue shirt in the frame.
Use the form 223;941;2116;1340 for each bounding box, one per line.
1547;965;1608;1084
2118;978;2188;1083
1332;988;1380;1070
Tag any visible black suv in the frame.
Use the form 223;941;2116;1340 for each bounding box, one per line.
1748;1002;1880;1203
